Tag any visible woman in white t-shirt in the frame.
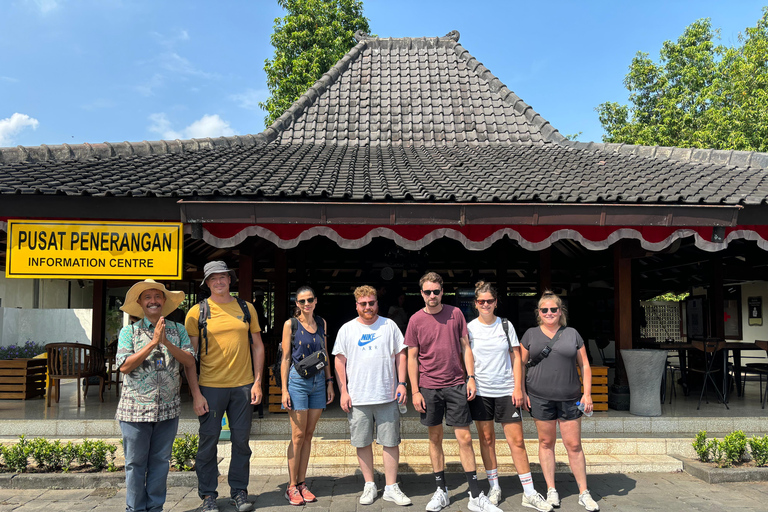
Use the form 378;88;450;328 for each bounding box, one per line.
468;281;552;512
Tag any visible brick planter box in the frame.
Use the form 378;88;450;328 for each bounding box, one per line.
0;358;47;399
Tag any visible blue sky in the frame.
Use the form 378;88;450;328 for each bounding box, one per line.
1;0;766;148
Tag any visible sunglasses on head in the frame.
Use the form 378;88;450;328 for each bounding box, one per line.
539;307;559;314
476;299;496;305
357;300;377;307
422;289;441;296
297;298;316;305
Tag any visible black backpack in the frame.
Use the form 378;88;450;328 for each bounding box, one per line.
195;297;252;375
271;315;324;388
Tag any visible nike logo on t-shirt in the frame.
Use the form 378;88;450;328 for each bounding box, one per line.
358;333;379;346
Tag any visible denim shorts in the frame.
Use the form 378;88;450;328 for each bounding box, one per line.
286;365;327;410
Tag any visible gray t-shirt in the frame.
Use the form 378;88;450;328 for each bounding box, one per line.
521;326;584;401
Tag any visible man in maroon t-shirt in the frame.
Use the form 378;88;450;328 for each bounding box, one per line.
405;272;500;512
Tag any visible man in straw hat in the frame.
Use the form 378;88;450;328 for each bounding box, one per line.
116;279;194;512
184;261;265;512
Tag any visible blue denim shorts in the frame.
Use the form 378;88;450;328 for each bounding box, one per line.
286;365;327;410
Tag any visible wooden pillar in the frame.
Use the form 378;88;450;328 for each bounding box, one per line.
710;255;725;339
538;247;552;293
613;242;632;386
274;248;289;332
238;250;253;303
496;246;508;319
91;280;106;350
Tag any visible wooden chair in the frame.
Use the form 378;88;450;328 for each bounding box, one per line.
744;341;768;409
104;341;121;397
690;339;729;410
45;343;106;407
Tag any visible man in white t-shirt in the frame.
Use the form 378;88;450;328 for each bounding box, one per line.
333;285;411;507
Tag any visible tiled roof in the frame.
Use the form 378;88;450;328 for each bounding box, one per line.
1;31;768;205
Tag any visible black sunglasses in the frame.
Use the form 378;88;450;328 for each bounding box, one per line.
357;300;377;307
297;298;316;305
539;307;559;313
476;299;496;305
421;289;441;296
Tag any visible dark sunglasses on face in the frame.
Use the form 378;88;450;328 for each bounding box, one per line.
357;300;377;307
476;299;496;305
297;298;316;305
422;289;441;296
539;307;559;314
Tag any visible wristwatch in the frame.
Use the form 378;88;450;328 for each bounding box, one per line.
398;381;407;387
467;375;476;381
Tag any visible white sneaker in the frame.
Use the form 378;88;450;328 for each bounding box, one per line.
547;488;560;508
468;492;503;512
578;490;599;511
487;486;502;505
359;481;377;505
426;487;449;511
382;483;412;506
522;492;554;512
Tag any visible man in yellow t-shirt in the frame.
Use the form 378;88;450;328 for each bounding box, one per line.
184;261;264;512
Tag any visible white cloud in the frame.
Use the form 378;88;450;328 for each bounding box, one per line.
27;0;59;14
0;76;19;83
0;113;39;147
159;52;217;79
134;73;165;97
148;113;235;140
230;88;269;111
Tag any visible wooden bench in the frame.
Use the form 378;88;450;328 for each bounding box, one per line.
45;343;106;407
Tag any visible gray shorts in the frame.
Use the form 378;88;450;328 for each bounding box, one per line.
348;401;401;448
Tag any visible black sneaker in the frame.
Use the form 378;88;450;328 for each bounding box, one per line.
230;490;253;512
201;495;219;512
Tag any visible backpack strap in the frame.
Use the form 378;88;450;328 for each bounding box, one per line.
235;298;252;342
501;318;513;352
526;326;566;369
197;299;210;355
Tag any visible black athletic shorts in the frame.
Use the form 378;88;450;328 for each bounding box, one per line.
469;395;523;423
528;394;582;421
419;384;472;427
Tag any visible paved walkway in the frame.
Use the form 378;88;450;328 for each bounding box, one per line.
1;471;767;511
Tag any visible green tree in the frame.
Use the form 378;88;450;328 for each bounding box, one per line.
259;0;371;127
597;8;768;152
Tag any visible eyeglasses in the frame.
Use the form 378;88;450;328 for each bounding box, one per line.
297;298;316;305
476;299;496;306
357;300;377;307
421;289;441;296
539;307;559;314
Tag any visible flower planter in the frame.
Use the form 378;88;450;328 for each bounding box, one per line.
621;349;667;416
0;358;47;400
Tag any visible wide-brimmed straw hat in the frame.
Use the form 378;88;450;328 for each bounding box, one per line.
200;260;237;290
120;279;186;318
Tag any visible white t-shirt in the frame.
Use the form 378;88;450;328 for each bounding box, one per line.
468;317;519;398
332;315;407;406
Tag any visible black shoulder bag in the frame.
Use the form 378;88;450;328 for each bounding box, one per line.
294;316;329;378
525;326;565;369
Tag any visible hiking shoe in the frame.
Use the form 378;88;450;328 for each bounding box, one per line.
229;490;253;512
468;492;502;512
426;487;449;511
547;488;560;508
285;485;305;506
522;492;554;512
382;483;412;506
298;482;317;503
201;495;219;512
360;481;377;505
578;490;599;511
487;486;502;505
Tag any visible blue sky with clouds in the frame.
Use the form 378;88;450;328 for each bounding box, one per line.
1;0;766;148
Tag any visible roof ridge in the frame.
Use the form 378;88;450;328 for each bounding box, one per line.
562;141;768;170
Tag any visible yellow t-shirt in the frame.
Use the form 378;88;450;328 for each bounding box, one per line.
185;299;261;388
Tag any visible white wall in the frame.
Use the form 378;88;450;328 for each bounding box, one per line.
0;307;92;347
0;276;93;309
740;281;768;344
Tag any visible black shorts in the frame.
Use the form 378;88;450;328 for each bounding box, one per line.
469;395;523;424
420;384;472;427
528;395;582;421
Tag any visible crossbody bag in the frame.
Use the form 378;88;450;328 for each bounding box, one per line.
525;326;565;369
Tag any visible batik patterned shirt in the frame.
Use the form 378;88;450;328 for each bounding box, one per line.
115;317;193;422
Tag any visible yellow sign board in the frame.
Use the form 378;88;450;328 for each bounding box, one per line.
5;220;183;279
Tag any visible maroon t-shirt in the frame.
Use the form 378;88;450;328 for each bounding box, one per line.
404;304;469;389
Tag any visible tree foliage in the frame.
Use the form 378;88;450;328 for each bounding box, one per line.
597;8;768;152
259;0;371;127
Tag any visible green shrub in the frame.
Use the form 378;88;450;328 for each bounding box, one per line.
171;434;198;471
709;439;731;468
722;430;748;466
2;435;31;472
77;439;117;472
749;435;768;467
693;430;711;462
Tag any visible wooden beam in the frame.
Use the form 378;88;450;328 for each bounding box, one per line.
710;255;725;339
238;250;253;303
538;248;552;293
274;248;289;334
91;280;107;350
614;242;632;387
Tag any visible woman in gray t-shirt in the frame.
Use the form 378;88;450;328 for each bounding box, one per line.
520;291;599;512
